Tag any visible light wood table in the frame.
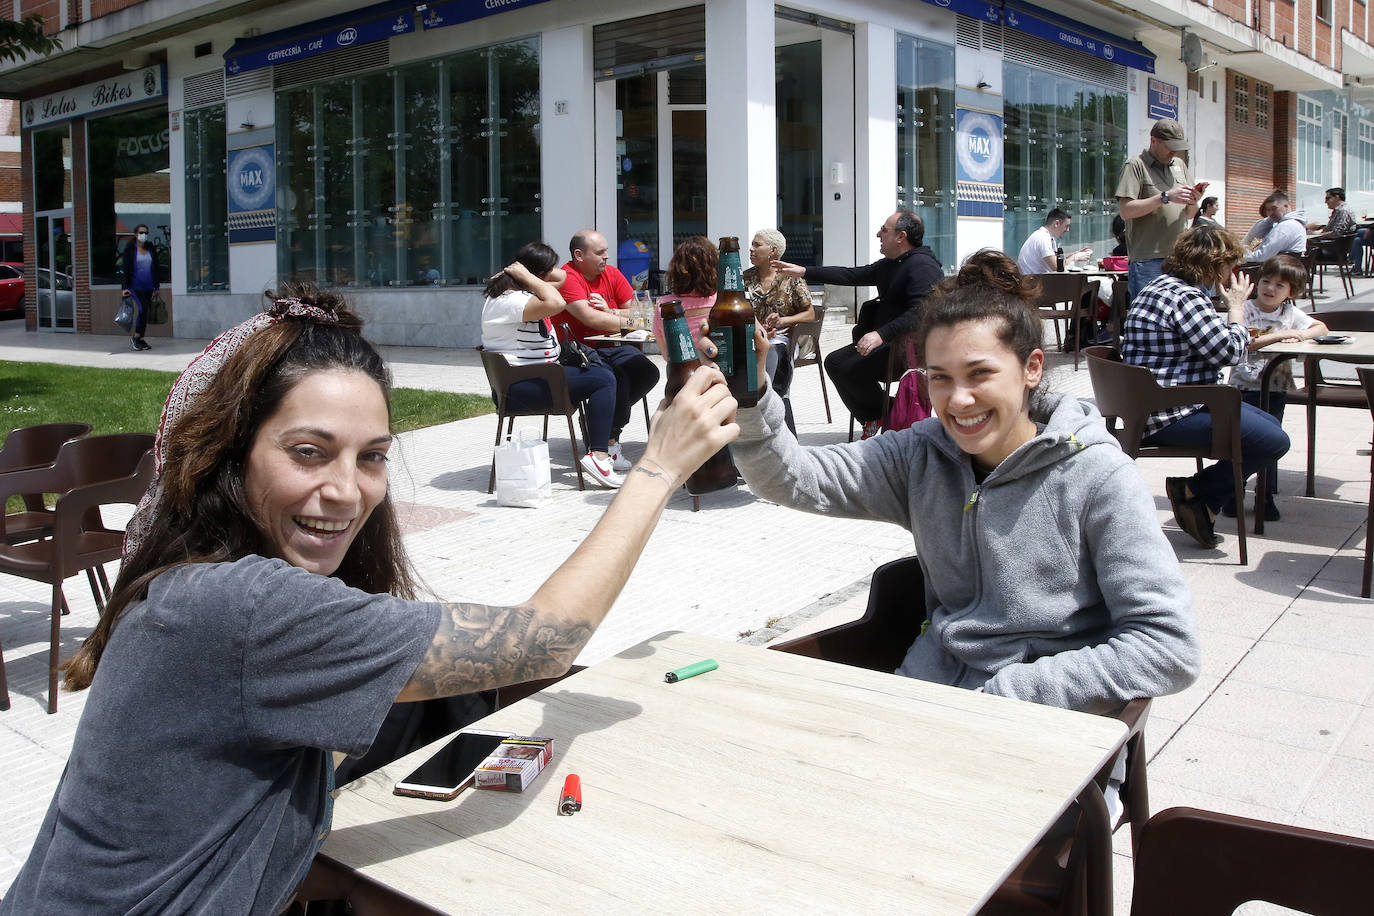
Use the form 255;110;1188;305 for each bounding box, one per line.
320;631;1127;914
1254;330;1374;532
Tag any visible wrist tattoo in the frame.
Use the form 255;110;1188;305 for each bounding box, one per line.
632;464;669;482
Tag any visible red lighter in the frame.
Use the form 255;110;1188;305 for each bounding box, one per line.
559;774;582;815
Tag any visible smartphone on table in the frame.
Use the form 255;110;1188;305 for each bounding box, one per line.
393;729;514;801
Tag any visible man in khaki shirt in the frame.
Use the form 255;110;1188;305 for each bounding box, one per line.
1114;118;1209;302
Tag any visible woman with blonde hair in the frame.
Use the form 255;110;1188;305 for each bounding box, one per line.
744;228;814;433
1122;224;1290;547
1;282;737;914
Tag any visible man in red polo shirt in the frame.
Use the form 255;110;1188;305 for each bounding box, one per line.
556;229;661;471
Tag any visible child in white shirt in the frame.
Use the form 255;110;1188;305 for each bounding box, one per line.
1226;255;1329;520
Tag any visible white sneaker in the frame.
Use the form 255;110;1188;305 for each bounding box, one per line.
579;452;624;489
607;440;633;472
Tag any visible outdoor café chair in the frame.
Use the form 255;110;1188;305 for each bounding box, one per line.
1358;366;1374;598
788;303;832;424
768;555;1153;916
1308;233;1359;301
0;433;154;713
296;854;447;915
0;421;92;544
1084;345;1248;564
1294;310;1374;499
1035;272;1092;370
1129;806;1374;915
478;347;587;493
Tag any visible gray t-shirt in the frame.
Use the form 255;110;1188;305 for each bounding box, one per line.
1;555;441;915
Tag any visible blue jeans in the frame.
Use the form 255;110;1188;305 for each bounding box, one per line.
503;363;617;453
1352;228;1367;271
765;341;796;434
596;344;660;441
1142;402;1290;512
1241;388;1286;497
1128;258;1164;304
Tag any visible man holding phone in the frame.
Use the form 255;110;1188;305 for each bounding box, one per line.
1115;118;1208;303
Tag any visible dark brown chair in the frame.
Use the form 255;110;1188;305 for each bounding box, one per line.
768;556;1152;916
1309;233;1359;300
1084;346;1248;564
788;303;832;424
1293;310;1374;498
1358;366;1374;598
478;348;586;493
1035;273;1092;370
1129;806;1374;916
0;422;92;544
0;433;154;713
297;854;448;915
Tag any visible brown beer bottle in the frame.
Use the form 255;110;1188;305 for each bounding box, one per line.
660;298;738;495
708;237;761;408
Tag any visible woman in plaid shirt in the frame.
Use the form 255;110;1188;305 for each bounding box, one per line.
1121;225;1291;547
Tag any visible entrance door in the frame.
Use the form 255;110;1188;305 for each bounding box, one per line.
614;67;707;287
33;211;74;331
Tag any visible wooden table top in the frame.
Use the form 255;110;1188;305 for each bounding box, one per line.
321;632;1126;914
1256;330;1374;360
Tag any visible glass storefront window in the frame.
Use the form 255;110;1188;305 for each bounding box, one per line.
88;106;171;286
184;106;228;291
276;37;541;288
1003;62;1125;259
33;126;71;213
896;34;955;270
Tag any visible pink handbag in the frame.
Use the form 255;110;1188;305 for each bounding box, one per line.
1101;255;1129;272
884;338;932;433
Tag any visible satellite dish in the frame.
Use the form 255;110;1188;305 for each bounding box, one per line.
1181;32;1204;71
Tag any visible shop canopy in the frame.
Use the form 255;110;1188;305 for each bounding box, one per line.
916;0;1156;73
223;0;553;75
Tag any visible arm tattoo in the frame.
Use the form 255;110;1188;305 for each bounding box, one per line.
406;602;592;700
632;464;669;482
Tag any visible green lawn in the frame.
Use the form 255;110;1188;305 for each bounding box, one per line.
1;360;493;509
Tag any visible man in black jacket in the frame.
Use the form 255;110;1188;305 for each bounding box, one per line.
773;210;943;439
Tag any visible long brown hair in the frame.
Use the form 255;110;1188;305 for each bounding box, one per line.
63;282;417;690
665;236;718;297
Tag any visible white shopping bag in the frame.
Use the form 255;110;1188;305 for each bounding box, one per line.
494;431;551;508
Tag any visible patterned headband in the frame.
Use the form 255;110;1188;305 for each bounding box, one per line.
122;297;342;558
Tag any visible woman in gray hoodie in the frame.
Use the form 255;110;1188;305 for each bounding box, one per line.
732;250;1199;715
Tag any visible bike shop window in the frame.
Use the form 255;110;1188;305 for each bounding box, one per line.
87;106;172;286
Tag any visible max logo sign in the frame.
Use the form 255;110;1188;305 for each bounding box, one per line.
966;134;993;160
337;27;358;46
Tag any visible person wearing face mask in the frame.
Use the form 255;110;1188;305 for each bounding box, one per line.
120;224;159;350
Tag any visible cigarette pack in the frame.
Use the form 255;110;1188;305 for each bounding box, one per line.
473;736;555;792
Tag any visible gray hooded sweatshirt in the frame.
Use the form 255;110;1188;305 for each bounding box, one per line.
733;388;1200;714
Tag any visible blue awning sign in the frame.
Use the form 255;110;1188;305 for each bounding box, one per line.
421;0;553;30
913;0;1155;73
224;1;415;76
1002;3;1155;73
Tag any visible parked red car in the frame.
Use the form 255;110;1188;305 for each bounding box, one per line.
0;262;24;318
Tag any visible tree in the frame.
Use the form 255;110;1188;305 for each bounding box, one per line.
0;15;61;64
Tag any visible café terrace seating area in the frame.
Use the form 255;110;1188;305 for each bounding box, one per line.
4;273;1374;910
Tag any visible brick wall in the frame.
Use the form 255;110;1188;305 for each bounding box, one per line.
1224;70;1281;229
70;123;88;333
1273;91;1297;196
20;131;33;330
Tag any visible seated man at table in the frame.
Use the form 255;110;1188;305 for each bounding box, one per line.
1307;187;1366;275
1016;208;1091;275
554;229;661;471
1242;191;1307;264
